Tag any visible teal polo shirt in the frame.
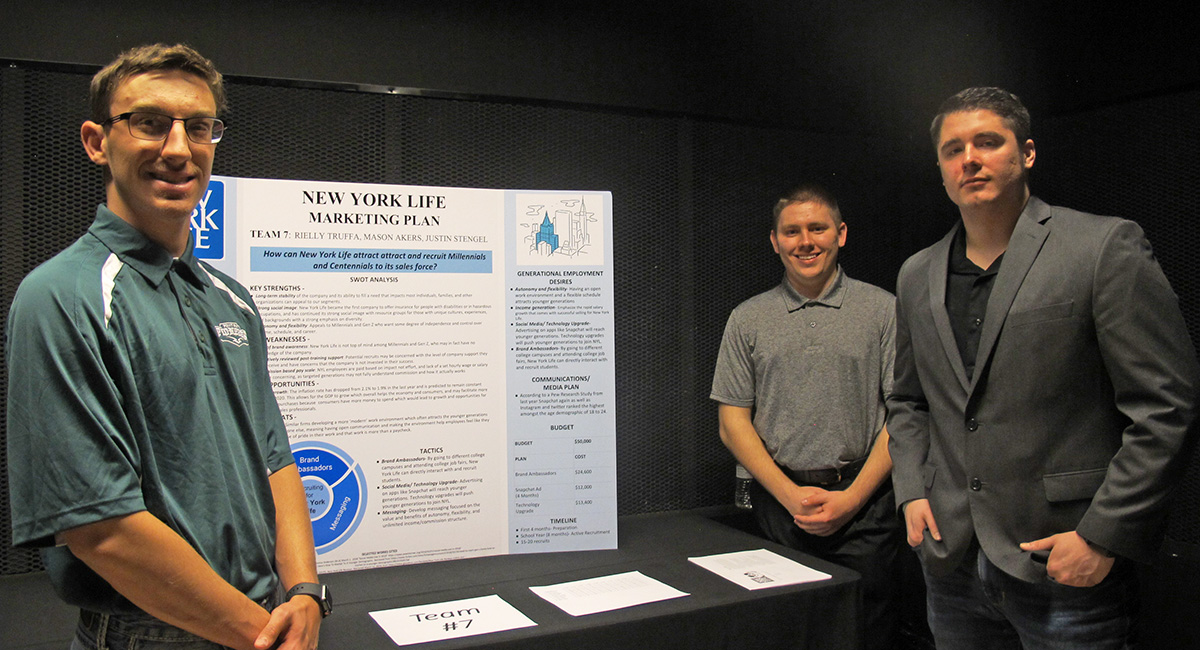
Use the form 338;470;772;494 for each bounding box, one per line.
6;205;295;613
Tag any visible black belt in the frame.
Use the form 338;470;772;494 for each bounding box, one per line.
79;589;277;628
781;456;867;486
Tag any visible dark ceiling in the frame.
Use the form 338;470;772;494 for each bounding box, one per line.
1;1;1195;140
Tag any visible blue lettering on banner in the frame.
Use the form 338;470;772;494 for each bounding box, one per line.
190;180;225;259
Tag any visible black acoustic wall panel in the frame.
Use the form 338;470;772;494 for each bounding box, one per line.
1;68;97;576
0;63;708;574
4;61;1197;589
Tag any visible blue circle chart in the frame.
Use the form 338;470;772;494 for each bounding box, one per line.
291;441;367;554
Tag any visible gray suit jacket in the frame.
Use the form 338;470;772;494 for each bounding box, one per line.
888;196;1198;582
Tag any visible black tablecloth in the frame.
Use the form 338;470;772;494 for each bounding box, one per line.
2;509;861;650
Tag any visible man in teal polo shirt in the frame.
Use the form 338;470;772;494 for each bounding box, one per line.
6;44;327;649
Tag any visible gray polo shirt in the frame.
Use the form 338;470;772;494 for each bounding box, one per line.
711;269;895;469
6;205;294;614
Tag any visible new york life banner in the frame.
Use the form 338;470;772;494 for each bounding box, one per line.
192;176;616;572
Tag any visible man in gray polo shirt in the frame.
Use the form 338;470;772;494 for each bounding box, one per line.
712;184;899;650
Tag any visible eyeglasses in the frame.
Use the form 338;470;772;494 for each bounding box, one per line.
102;111;226;145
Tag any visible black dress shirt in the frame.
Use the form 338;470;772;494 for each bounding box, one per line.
946;227;1003;380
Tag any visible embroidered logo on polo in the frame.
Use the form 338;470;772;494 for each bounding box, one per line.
214;321;249;347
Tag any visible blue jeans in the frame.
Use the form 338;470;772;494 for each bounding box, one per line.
69;609;230;650
922;544;1137;650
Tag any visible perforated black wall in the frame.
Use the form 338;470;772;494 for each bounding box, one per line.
1;68;99;575
3;62;1198;580
0;64;719;574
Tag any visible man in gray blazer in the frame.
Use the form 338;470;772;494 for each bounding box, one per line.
888;87;1198;648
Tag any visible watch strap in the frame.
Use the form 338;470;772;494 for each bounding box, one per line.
286;582;332;617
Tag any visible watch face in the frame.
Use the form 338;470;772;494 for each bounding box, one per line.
321;584;333;613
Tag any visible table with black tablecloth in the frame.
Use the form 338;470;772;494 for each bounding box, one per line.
1;509;860;650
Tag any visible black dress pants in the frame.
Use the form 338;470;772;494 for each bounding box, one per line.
750;477;901;650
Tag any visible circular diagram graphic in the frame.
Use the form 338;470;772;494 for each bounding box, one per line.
291;441;367;554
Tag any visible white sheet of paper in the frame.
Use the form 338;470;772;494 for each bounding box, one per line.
688;548;832;590
529;570;689;617
369;594;536;647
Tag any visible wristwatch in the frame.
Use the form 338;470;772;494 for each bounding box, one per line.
286;582;333;618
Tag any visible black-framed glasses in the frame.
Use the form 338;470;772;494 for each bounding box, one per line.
102;111;226;144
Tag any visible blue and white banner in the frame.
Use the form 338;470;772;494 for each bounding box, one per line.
189;178;225;260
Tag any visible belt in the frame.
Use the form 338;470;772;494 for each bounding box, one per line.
79;590;277;630
781;457;867;486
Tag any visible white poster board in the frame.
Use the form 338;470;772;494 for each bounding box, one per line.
191;176;616;572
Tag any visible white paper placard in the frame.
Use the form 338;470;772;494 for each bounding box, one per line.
529;570;689;616
369;594;537;646
688;548;831;590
